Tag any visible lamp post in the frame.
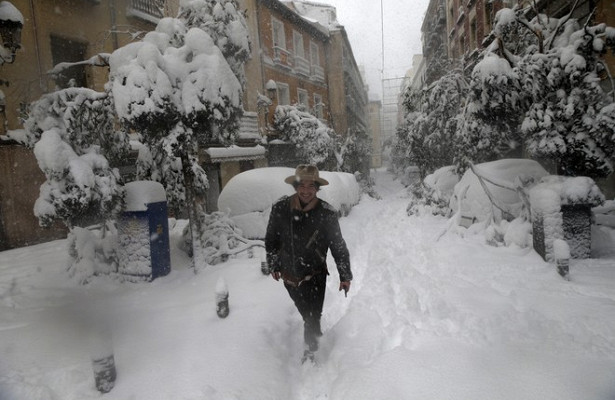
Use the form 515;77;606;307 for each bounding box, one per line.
0;1;24;65
265;79;278;102
263;79;278;135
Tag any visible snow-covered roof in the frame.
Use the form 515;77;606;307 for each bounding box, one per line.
204;145;266;163
281;0;340;29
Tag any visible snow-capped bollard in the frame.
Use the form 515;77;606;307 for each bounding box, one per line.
553;239;571;280
92;354;117;393
89;326;116;393
216;277;229;318
260;259;270;275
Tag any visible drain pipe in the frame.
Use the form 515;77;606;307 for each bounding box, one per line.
28;0;45;93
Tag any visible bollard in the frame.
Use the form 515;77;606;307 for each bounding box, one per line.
89;325;116;393
92;354;117;393
216;277;229;318
553;239;571;280
261;260;270;275
556;258;570;280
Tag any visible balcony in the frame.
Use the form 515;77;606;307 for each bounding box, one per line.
294;56;310;77
311;64;324;82
273;46;293;69
127;0;164;24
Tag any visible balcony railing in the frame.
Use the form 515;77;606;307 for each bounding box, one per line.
273;46;292;69
311;64;324;82
128;0;164;23
294;56;310;76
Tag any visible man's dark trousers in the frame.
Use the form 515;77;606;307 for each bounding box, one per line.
284;272;326;351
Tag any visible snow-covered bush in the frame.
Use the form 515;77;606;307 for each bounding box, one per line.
24;88;126;228
180;211;263;264
407;166;458;217
67;224;118;284
217;167;360;239
273;105;335;167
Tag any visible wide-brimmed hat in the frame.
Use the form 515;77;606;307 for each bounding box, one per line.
284;164;329;186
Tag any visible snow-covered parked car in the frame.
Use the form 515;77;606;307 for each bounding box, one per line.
217;167;360;239
449;159;548;226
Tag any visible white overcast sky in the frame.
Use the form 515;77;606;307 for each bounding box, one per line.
316;0;430;100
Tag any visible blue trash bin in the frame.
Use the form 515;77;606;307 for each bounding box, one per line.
117;181;171;281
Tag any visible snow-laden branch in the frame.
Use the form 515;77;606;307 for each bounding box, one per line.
47;54;110;76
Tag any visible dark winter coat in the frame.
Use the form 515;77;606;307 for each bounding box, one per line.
265;194;352;284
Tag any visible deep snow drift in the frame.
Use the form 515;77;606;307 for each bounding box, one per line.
1;169;615;400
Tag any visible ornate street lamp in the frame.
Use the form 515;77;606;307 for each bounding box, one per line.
0;1;24;65
265;79;278;101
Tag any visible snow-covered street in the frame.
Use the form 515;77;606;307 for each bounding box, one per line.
1;169;615;400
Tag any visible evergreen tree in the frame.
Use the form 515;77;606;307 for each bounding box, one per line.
273;104;335;168
398;67;468;179
339;127;372;176
463;6;615;177
24;88;126;228
108;3;248;268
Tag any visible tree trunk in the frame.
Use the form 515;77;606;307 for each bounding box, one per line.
180;153;208;271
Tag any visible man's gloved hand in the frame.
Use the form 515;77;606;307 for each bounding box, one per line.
271;271;281;281
339;281;351;297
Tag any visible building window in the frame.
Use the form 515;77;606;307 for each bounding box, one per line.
313;93;323;119
277;82;290;105
50;35;88;89
310;41;320;66
297;89;309;110
272;17;285;49
293;30;305;58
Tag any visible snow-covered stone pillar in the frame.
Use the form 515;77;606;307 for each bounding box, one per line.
117;181;171;282
529;176;604;262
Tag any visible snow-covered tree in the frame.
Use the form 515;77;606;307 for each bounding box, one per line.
177;0;250;88
24;88;126;228
339;127;371;176
457;51;523;172
398;67;468;179
108;2;248;268
463;6;615;177
273;104;335;168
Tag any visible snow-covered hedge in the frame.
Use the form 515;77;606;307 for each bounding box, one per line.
217;167;360;239
407;166;458;216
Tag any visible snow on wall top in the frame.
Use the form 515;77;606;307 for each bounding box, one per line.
0;1;23;24
124;181;167;212
529;175;605;213
205;145;265;162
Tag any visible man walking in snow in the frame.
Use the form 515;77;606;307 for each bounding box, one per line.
265;164;352;363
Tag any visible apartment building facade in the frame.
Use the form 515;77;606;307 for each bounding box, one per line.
0;0;368;249
0;0;168;249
